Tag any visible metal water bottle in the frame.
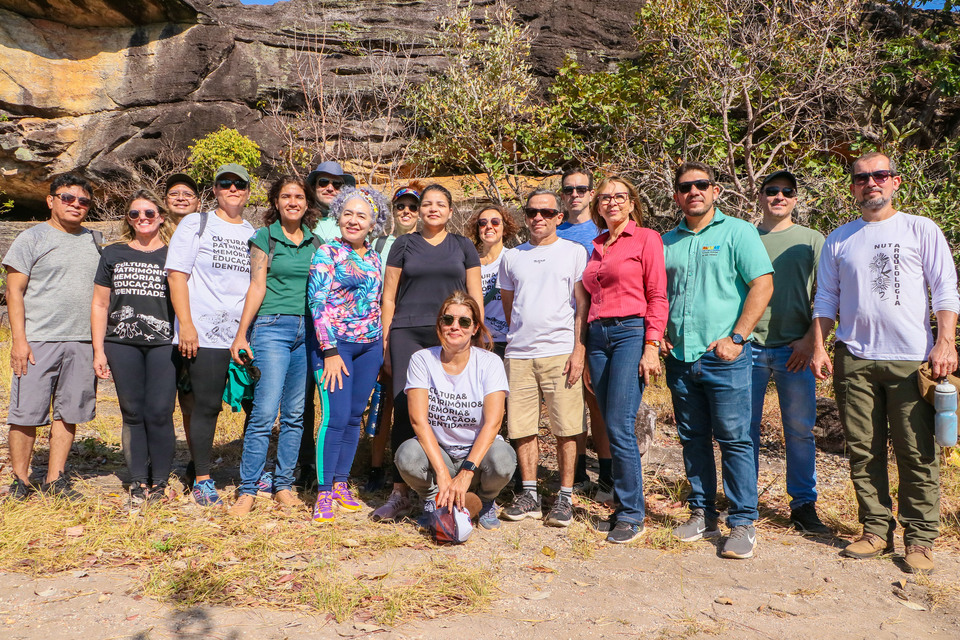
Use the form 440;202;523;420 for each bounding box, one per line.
365;382;382;437
934;380;958;447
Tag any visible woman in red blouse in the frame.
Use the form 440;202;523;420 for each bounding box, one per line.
578;176;668;544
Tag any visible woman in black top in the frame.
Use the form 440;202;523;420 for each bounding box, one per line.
372;184;483;522
92;189;177;507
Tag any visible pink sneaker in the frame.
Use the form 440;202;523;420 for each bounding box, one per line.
370;490;412;522
333;481;362;512
312;491;335;523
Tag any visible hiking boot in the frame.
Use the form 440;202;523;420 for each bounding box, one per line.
363;467;386;493
478;500;500;530
370;490;413;522
544;497;573;528
5;477;34;501
416;499;438;529
673;508;721;542
333;482;362;512
841;532;894;559
501;492;542;521
191;479;222;506
41;472;83;502
256;471;274;497
229;494;256;516
607;520;644;544
313;491;335;522
721;524;757;559
791;502;831;535
273;489;300;508
904;545;935;574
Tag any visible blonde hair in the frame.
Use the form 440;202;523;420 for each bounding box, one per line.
116;189;176;245
435;290;493;351
589;176;645;230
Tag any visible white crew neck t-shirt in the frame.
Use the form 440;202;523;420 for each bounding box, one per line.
481;252;508;342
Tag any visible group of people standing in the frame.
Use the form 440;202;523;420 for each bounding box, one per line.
3;152;957;574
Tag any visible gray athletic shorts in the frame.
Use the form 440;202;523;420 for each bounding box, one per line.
8;341;97;426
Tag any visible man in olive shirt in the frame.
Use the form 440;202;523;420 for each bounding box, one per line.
750;170;829;535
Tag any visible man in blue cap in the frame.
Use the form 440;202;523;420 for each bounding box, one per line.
306;161;356;243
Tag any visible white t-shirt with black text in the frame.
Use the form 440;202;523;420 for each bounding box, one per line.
481;253;508;342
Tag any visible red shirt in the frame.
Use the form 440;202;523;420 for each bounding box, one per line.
581;220;668;341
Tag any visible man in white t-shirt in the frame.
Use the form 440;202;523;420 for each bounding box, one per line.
499;189;589;528
811;152;959;575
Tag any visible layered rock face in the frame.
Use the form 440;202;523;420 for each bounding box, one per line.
0;0;643;216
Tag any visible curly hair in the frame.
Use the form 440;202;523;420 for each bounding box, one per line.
435;290;493;351
262;175;320;229
328;186;390;237
116;189;176;245
465;203;521;250
589;176;646;230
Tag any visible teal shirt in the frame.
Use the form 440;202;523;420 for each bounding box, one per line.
249;221;318;315
662;210;774;362
313;216;339;244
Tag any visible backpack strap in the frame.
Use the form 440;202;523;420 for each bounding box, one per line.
374;235;388;253
196;211;209;239
90;229;104;255
267;234;277;270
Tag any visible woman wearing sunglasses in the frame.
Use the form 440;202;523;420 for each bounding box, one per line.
579;176;668;543
373;184;484;522
92;189;178;507
228;176;320;516
466;203;520;359
165;163;256;506
306;186;389;522
395;291;516;529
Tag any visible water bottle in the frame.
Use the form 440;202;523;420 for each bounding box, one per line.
934;380;958;447
365;382;382;437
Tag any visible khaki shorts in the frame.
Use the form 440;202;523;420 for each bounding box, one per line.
506;354;585;439
8;341;97;426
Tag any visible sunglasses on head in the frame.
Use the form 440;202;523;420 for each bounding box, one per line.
852;170;895;185
523;207;561;219
216;178;249;190
562;185;590;196
762;186;797;198
441;314;474;329
677;180;714;194
478;217;502;227
316;177;344;189
128;208;159;220
55;192;92;208
394;202;418;212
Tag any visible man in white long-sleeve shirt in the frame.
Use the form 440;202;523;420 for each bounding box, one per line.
810;152;959;575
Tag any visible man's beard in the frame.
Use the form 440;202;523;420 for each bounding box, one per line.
859;195;889;210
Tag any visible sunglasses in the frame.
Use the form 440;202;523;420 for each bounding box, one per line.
478;218;502;227
316;177;344;189
677;180;714;194
762;186;797;198
597;193;630;206
55;192;92;208
216;178;249;190
852;170;895;185
441;314;474;329
128;209;159;220
523;207;562;219
562;185;590;196
394;202;418;212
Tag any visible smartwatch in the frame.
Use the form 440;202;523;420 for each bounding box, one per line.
731;333;745;345
460;460;478;473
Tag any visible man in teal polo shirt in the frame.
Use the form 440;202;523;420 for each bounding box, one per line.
663;161;774;560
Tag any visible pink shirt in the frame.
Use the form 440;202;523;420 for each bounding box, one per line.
581;221;668;341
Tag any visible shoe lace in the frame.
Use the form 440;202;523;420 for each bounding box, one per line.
336;484;355;500
728;525;751;540
317;492;334;508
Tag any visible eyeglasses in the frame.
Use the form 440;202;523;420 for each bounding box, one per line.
677;180;714;194
478;218;502;227
852;170;895;185
216;178;249;191
597;193;630;206
55;192;92;208
441;314;474;329
562;185;590;196
128;209;159;220
762;186;797;198
523;207;562;219
166;190;197;200
394;202;418;212
316;178;344;189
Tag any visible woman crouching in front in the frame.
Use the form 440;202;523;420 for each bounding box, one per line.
395;291;517;530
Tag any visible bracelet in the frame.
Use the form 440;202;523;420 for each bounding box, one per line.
645;340;661;348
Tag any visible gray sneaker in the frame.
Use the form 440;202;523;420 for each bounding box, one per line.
478;500;501;529
544;497;573;527
673;508;721;542
721;524;757;559
501;491;542;521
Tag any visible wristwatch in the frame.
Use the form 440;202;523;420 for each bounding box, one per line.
460;460;478;473
731;333;745;345
645;340;661;348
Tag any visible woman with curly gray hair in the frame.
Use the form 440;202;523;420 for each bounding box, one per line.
306;186;389;522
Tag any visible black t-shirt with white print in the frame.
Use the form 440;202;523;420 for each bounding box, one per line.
94;243;173;345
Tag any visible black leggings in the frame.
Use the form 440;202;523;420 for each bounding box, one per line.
181;347;234;476
104;343;177;485
389;325;439;478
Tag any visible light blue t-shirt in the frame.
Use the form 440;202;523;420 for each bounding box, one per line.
557;219;599;258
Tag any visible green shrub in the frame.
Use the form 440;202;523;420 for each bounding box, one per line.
187;126;264;205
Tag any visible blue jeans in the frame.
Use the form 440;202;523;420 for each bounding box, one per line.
316;338;383;491
665;344;758;527
750;344;818;509
238;314;307;496
587;317;647;526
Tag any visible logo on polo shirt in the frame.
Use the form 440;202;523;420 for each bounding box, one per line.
700;244;720;257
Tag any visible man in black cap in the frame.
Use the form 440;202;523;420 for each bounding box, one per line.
164;173;201;224
306;161;356;243
750;170;829;534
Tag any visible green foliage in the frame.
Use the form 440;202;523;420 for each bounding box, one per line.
187;126;262;185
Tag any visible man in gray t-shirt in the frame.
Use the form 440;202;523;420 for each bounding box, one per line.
2;174;102;501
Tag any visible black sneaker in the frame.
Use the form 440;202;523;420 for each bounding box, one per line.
183;460;196;490
790;502;831;535
673;508;721;542
606;520;644;544
501;491;542;521
146;482;169;505
363;467;386;493
40;473;83;502
129;483;147;509
721;524;757;559
544;497;573;527
5;477;34;501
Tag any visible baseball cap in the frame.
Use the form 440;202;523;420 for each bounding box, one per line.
214;163;251;184
426;492;482;545
164;173;199;195
760;170;798;190
392;186;421;202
